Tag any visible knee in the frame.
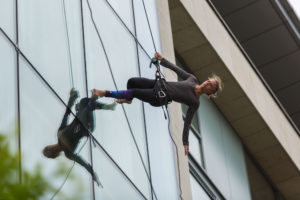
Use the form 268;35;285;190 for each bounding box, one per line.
127;77;138;89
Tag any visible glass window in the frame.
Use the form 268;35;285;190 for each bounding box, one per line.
1;0;179;199
18;0;91;198
0;0;18;154
189;130;203;166
82;0;152;198
190;173;212;200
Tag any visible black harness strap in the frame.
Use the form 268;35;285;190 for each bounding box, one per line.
150;58;172;119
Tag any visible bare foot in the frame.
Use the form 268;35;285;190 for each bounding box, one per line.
116;99;132;104
93;89;106;97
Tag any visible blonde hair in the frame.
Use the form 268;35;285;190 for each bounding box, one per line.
208;74;223;99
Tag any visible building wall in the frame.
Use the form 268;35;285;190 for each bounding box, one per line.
200;96;251;200
0;0;178;199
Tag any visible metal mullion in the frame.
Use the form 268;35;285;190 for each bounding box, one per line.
15;0;22;184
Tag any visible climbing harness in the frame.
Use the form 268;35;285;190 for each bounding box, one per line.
150;58;171;119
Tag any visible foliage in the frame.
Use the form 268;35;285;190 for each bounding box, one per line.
0;134;52;200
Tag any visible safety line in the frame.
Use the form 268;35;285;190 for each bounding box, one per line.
85;1;158;199
166;110;184;200
78;0;97;197
140;1;184;199
141;0;157;53
0;27;147;200
80;0;89;97
61;0;75;88
131;0;154;199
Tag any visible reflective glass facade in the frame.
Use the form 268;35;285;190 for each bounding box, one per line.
0;0;177;199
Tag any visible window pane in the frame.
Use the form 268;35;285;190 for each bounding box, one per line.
189;131;203;166
0;0;17;154
190;173;211;200
18;0;92;198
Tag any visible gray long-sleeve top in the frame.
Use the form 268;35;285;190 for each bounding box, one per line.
160;58;200;146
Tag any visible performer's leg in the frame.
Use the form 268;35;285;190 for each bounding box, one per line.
65;152;102;187
59;89;79;130
131;88;160;106
103;88;159;106
127;77;156;89
93;77;155;98
105;90;133;100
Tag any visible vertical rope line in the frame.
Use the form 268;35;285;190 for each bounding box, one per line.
141;0;157;52
80;0;89;97
140;1;184;199
88;137;96;200
86;1;158;199
131;0;154;199
15;0;22;184
61;0;74;88
79;0;96;198
167;110;184;200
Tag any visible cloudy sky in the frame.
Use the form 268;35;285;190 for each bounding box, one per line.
288;0;300;18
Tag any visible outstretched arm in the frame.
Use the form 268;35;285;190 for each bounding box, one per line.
59;89;79;130
155;52;195;80
94;101;117;111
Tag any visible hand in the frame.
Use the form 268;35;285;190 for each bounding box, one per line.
154;52;163;60
70;88;79;99
184;145;189;156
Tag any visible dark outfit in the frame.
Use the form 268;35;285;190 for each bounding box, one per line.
106;58;199;145
58;94;105;179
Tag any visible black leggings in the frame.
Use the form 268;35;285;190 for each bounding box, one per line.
127;77;160;107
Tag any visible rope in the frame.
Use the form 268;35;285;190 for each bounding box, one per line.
140;1;184;199
0;27;147;200
166;110;184;200
85;1;158;199
141;0;157;52
131;0;154;199
61;0;75;88
80;0;96;197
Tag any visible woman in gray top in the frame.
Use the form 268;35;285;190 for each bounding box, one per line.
93;52;223;155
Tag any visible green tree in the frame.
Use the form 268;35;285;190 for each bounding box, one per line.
0;134;52;200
